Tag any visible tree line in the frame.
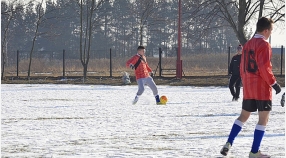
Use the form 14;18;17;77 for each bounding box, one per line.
1;0;285;79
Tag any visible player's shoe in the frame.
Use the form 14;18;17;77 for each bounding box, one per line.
220;142;231;156
132;96;139;105
156;102;166;105
281;93;285;107
232;97;236;101
249;150;270;158
232;97;239;101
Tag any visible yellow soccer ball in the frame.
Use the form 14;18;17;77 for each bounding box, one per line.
160;95;168;104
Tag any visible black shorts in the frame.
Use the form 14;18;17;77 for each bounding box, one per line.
242;99;272;112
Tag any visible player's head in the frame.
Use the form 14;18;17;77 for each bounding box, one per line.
137;46;145;55
256;17;274;40
237;44;243;54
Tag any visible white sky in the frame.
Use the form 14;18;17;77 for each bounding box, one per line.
270;28;285;47
250;21;286;47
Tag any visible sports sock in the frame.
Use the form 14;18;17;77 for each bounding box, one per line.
155;95;160;102
251;124;265;153
227;119;243;145
134;95;139;101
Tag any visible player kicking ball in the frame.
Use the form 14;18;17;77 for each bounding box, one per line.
126;46;165;105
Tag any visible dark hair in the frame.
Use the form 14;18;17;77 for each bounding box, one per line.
237;44;243;51
256;17;274;32
137;46;145;50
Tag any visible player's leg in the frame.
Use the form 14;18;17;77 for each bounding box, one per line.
133;78;145;105
229;75;237;101
234;77;242;100
145;77;160;103
221;100;253;156
229;100;253;143
249;101;271;157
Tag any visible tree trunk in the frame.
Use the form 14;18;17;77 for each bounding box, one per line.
1;49;6;80
27;1;43;79
1;15;12;80
258;0;265;19
139;25;143;46
237;0;248;45
28;20;40;79
83;63;88;79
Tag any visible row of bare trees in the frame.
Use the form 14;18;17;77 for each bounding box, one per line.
1;0;285;80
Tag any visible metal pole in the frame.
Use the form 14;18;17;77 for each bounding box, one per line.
63;49;65;78
110;48;112;77
17;50;19;77
228;46;231;75
159;47;162;77
176;0;182;79
281;45;284;76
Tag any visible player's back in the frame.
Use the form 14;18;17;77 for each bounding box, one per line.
240;36;275;100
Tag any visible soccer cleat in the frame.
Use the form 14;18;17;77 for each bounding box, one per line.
281;93;285;107
132;96;139;105
156;102;166;105
232;97;239;101
220;142;231;156
249;150;270;158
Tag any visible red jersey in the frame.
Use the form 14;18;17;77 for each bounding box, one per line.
240;34;276;100
126;54;152;80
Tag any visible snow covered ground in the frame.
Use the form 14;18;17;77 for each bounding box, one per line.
1;84;285;158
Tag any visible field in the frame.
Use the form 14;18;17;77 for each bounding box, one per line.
1;84;285;157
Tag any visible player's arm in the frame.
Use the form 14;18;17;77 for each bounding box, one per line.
229;57;234;75
257;43;281;93
146;64;152;72
126;56;137;69
257;43;275;85
240;50;245;77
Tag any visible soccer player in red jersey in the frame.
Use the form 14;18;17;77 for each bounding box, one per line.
220;17;281;158
126;46;163;105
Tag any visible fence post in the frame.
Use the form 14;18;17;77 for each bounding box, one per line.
17;50;19;77
227;46;231;75
63;49;65;78
110;48;112;77
281;45;284;76
159;47;162;77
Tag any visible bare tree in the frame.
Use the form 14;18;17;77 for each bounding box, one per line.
185;0;285;45
27;1;42;79
1;0;22;80
215;0;284;44
26;0;62;79
1;2;13;80
133;0;161;46
79;0;104;80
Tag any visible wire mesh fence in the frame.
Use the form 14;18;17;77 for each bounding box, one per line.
3;47;285;78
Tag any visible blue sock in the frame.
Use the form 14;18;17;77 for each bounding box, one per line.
251;125;265;153
155;95;160;102
227;119;243;145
